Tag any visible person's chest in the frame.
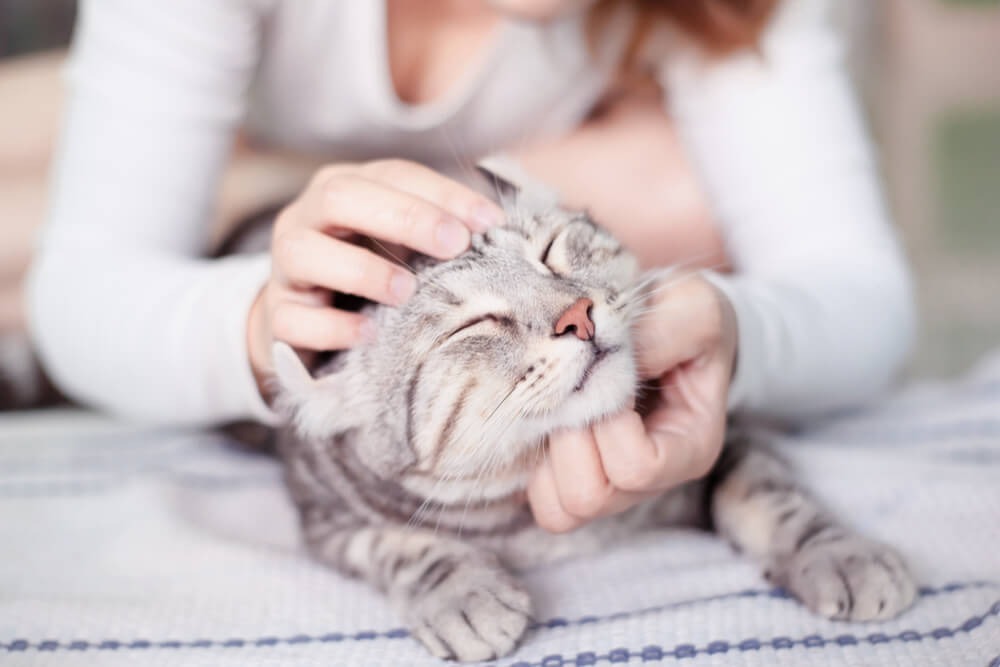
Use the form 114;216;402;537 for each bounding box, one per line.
244;1;627;167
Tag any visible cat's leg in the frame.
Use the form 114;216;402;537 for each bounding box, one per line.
301;509;532;662
708;437;917;621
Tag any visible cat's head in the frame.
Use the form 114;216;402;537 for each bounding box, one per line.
274;177;645;491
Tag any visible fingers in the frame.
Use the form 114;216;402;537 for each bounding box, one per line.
547;428;614;519
595;374;724;494
360;159;503;232
527;458;584;534
293;160;503;260
633;276;726;379
594;410;692;492
255;159;504;373
528;427;650;533
293;174;468;259
273;228;416;306
270;301;374;351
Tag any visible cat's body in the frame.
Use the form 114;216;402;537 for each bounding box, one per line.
272;177;916;662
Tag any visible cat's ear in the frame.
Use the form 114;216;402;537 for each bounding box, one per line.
271;341;353;439
272;341;314;398
475;156;560;214
475;164;520;206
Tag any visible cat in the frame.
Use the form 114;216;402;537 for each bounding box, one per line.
270;170;917;662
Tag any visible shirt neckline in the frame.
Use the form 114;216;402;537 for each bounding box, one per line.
372;0;514;129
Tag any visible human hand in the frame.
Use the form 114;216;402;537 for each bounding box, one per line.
247;159;503;385
527;274;738;532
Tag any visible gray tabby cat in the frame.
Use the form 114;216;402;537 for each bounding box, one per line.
271;174;917;662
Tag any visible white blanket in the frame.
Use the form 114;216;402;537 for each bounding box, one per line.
3;352;999;666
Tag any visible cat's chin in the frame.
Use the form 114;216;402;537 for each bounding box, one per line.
542;353;637;430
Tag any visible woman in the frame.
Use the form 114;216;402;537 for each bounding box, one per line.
24;0;914;531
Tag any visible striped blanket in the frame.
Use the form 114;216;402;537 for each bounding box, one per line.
2;350;999;666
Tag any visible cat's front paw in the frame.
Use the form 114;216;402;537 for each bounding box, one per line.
772;536;917;622
400;556;532;662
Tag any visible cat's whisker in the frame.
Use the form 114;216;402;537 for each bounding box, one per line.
448;386;520;465
617;258;732;315
368;237;458;297
439;127;478;187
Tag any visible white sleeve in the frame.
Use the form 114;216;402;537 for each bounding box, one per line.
26;0;278;425
660;0;916;421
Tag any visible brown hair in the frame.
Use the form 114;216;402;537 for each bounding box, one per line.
592;0;780;67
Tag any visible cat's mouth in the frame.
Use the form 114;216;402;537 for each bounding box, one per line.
572;344;621;392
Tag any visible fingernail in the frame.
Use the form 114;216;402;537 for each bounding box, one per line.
359;318;377;343
390;271;417;304
436;218;471;256
468;203;504;232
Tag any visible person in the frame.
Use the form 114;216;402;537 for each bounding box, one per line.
23;0;914;533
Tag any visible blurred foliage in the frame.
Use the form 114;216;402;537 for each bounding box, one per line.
933;108;1000;256
940;0;1000;5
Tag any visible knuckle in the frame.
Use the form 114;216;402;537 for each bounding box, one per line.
397;199;435;237
270;303;299;341
363;158;413;182
272;203;300;237
611;457;657;492
690;443;721;480
339;256;371;293
537;507;579;534
320;172;354;206
562;483;608;518
272;231;302;268
311;165;344;192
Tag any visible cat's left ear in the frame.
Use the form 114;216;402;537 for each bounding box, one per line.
475;155;560;213
475;164;520;206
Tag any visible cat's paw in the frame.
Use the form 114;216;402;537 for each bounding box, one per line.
771;536;917;622
401;556;532;662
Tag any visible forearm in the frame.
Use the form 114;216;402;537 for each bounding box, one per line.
708;265;915;419
660;0;915;419
23;0;272;421
27;247;275;424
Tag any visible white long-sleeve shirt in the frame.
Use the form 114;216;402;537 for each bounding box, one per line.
27;0;914;426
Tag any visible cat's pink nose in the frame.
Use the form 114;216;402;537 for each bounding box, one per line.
554;298;595;341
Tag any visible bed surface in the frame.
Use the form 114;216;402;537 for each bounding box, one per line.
2;352;999;666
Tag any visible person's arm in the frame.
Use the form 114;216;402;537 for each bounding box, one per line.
528;0;916;531
26;0;273;424
661;0;915;420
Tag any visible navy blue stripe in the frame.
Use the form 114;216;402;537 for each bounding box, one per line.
530;581;998;631
506;594;1000;666
989;652;1000;667
1;582;996;655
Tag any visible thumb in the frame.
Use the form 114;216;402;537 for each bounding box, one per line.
634;275;722;379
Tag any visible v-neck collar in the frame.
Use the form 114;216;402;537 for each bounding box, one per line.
371;0;515;130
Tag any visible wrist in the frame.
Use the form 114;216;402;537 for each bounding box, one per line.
247;285;273;400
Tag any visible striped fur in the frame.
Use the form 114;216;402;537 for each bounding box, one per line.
270;184;916;661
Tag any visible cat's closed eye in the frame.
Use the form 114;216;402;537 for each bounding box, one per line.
447;314;516;339
539;235;557;266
